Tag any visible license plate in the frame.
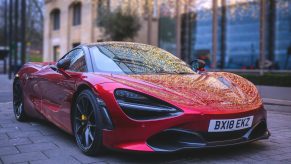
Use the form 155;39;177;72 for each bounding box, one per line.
208;116;254;132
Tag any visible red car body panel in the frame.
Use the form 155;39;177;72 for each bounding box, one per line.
16;43;269;153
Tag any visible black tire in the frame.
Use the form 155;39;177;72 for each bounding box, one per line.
13;79;28;121
73;89;103;156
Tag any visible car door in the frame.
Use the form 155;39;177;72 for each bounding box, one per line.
38;48;88;131
21;69;44;117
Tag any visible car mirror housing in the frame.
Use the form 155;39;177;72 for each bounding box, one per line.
191;59;206;72
57;58;71;70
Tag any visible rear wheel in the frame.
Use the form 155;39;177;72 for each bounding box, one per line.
13;79;28;121
73;89;103;155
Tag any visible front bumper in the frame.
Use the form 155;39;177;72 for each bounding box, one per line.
99;84;270;153
147;120;270;152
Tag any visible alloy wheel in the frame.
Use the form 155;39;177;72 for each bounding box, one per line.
74;96;97;150
13;82;23;119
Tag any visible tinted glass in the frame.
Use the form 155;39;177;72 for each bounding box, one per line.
89;43;195;74
65;49;87;72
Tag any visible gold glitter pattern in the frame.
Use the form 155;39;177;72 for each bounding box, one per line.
94;42;194;74
102;72;262;111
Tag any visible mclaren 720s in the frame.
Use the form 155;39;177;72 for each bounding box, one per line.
13;42;270;155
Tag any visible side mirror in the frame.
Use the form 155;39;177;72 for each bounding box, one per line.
57;58;71;70
191;59;206;72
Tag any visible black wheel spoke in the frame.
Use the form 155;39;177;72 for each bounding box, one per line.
17;105;21;115
88;129;94;141
74;94;97;150
88;124;96;128
88;110;93;120
81;98;88;114
85;128;90;147
75;117;84;123
76;124;84;134
76;104;84;115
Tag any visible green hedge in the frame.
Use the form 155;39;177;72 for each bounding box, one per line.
239;73;291;87
29;55;42;62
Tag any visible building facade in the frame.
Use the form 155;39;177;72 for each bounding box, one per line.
158;0;291;70
44;0;291;70
43;0;160;61
188;0;291;70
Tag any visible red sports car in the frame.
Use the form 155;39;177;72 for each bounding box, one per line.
13;42;270;155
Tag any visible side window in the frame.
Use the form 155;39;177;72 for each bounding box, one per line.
65;49;87;72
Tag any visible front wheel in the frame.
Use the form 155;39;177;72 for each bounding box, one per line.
73;89;103;156
13;79;28;121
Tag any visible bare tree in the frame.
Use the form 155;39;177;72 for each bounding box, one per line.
0;0;44;50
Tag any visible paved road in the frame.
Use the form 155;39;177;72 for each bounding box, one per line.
0;102;290;164
257;86;291;101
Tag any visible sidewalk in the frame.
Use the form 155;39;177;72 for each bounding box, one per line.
0;60;4;72
0;74;12;103
257;85;291;106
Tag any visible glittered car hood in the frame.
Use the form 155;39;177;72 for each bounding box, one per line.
102;72;262;111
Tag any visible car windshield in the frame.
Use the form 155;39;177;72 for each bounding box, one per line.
89;43;195;75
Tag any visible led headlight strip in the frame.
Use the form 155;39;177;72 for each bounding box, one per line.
114;89;182;120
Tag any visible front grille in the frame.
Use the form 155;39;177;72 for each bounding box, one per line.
200;129;249;142
147;129;205;151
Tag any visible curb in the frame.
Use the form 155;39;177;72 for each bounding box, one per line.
263;98;291;106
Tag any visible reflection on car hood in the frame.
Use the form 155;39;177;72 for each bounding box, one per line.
102;72;262;111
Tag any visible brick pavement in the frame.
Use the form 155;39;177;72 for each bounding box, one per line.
0;102;290;164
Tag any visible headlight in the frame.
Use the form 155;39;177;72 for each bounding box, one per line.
114;89;182;120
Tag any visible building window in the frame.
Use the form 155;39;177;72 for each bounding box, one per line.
72;3;81;26
53;45;60;61
51;9;60;30
72;43;80;48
